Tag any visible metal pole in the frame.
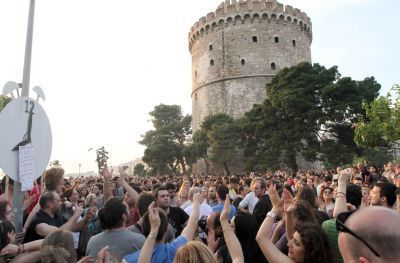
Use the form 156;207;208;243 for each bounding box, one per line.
13;0;36;234
22;0;35;97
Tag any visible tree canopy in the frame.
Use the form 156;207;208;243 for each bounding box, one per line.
355;84;400;160
139;104;192;175
240;62;381;170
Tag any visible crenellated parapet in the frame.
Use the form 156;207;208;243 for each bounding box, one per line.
188;0;312;51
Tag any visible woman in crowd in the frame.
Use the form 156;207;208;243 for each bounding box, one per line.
177;181;190;207
256;184;334;263
174;241;218;263
0;200;14;223
319;187;335;218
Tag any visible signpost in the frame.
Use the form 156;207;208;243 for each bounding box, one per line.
0;0;52;233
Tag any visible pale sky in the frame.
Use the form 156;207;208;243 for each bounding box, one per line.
0;0;399;175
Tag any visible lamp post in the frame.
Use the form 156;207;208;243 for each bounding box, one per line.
79;163;81;177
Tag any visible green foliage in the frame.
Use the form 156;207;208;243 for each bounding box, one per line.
94;146;109;175
139;104;192;175
133;163;145;176
240;62;381;170
355;84;400;151
187;113;239;175
49;160;61;167
0;96;11;112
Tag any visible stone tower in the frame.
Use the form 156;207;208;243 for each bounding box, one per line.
189;0;312;132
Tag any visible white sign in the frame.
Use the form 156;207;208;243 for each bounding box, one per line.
0;97;52;182
19;145;35;191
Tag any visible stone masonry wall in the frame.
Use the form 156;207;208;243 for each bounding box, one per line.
189;0;312;132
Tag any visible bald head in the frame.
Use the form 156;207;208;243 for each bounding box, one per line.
339;207;400;262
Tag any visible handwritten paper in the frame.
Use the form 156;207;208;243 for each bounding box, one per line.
19;145;35;191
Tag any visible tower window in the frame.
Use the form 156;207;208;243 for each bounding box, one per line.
210;59;214;66
209;44;213;51
241;59;246;65
274;36;279;43
271;63;276;70
195;71;197;78
292;40;296;47
252;36;257;43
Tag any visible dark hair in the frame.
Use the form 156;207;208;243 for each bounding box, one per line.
0;221;15;250
141;209;168;241
98;197;128;229
295;222;334;263
165;182;176;191
93;183;103;192
346;184;362;208
293;201;318;224
217;185;229;201
62;188;74;201
324;175;333;182
375;182;397;207
137;192;155;217
154;186;168;199
296;186;317;208
234;212;265;263
39;191;57;209
0;200;9;220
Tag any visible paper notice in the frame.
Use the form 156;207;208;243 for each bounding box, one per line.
19;145;35;191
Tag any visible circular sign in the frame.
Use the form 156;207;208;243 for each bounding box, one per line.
0;97;52;182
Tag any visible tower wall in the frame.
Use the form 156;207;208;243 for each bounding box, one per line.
189;0;313;132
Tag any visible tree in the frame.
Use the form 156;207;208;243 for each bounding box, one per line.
94;146;109;175
0;96;11;112
133;163;145;176
354;84;400;160
139;104;192;175
187;113;239;175
49;160;61;167
240;62;380;170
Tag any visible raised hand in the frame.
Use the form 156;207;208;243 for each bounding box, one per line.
207;228;220;252
192;192;201;205
220;194;231;222
268;183;283;209
118;166;127;183
148;202;161;234
339;168;352;184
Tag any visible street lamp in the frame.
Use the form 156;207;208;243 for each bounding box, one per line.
79;163;81;177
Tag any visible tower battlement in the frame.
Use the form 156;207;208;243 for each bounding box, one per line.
189;0;312;51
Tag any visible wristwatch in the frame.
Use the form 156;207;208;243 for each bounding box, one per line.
266;211;277;220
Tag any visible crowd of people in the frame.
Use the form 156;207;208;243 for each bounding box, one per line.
0;161;399;263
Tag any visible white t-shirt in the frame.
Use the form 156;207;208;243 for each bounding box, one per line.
238;192;259;214
184;203;213;218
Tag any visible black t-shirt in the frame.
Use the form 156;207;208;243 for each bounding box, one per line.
168;206;189;237
252;194;272;227
232;196;243;209
25;210;66;242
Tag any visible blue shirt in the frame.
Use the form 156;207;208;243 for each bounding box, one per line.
123;236;187;263
212;204;237;220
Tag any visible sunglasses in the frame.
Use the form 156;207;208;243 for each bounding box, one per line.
336;211;380;257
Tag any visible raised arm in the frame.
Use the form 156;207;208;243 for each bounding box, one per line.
333;169;351;218
119;167;138;205
180;193;200;241
138;202;160;263
256;184;294;263
282;189;296;241
103;165;113;202
220;195;244;263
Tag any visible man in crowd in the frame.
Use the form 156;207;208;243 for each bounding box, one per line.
207;186;218;207
212;185;236;220
92;183;104;209
25;191;93;242
338;206;400;263
369;182;397;208
252;178;272;226
155;186;188;237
